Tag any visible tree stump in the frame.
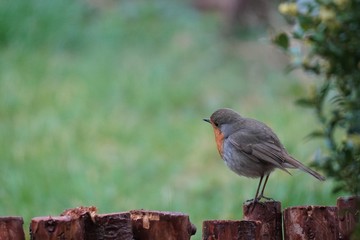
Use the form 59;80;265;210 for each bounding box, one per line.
30;206;133;240
84;212;133;240
337;196;360;240
283;205;339;240
202;220;261;240
130;210;196;240
0;216;25;240
243;200;282;240
30;216;85;240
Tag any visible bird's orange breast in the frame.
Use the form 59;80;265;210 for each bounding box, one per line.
212;126;224;157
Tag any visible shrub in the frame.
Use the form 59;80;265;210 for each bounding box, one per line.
274;0;360;195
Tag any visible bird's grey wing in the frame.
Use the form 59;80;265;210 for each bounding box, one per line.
228;130;291;174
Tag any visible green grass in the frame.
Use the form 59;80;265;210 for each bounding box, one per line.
0;0;337;239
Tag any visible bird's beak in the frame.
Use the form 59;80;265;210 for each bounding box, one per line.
203;118;210;123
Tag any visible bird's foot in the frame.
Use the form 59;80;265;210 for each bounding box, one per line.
246;195;274;203
245;198;264;212
245;198;256;203
256;195;274;202
245;195;275;212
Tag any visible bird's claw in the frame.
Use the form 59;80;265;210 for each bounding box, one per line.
245;195;275;212
246;198;264;212
256;195;274;202
246;195;274;203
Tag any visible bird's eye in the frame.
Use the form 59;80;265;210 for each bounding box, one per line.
214;122;219;127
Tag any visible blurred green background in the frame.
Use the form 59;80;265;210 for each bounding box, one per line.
0;0;336;238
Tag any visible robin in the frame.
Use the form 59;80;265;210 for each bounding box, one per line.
203;108;325;205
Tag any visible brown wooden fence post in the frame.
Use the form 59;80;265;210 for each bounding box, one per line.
130;210;196;240
30;206;134;240
243;200;282;240
84;212;133;240
337;196;360;240
283;205;339;240
30;216;85;240
0;216;25;240
202;220;261;240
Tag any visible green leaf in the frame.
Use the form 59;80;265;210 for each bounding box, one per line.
295;97;316;107
298;15;317;31
273;32;289;51
306;130;326;140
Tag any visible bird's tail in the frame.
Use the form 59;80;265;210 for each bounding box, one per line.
284;156;326;181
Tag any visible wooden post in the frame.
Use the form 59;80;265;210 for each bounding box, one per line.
84;212;133;240
283;205;339;240
243;200;282;240
30;216;85;240
0;216;25;240
130;210;196;240
31;207;134;240
61;206;133;239
202;220;261;240
337;196;360;240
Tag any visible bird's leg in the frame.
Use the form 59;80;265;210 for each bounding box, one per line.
254;175;264;201
246;175;264;211
256;174;274;201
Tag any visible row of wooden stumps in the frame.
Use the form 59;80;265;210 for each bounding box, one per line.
0;207;197;240
0;196;359;239
204;196;360;240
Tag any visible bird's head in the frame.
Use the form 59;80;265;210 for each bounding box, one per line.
203;108;243;137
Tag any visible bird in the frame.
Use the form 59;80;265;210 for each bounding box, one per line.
203;108;325;206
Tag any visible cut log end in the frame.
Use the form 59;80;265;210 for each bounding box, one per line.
283;205;339;240
0;216;25;240
130;210;196;240
243;200;282;240
202;219;261;240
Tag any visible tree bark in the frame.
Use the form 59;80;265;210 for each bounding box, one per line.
337;196;360;240
243;200;282;240
130;210;196;240
0;216;25;240
202;219;261;240
283;205;339;240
